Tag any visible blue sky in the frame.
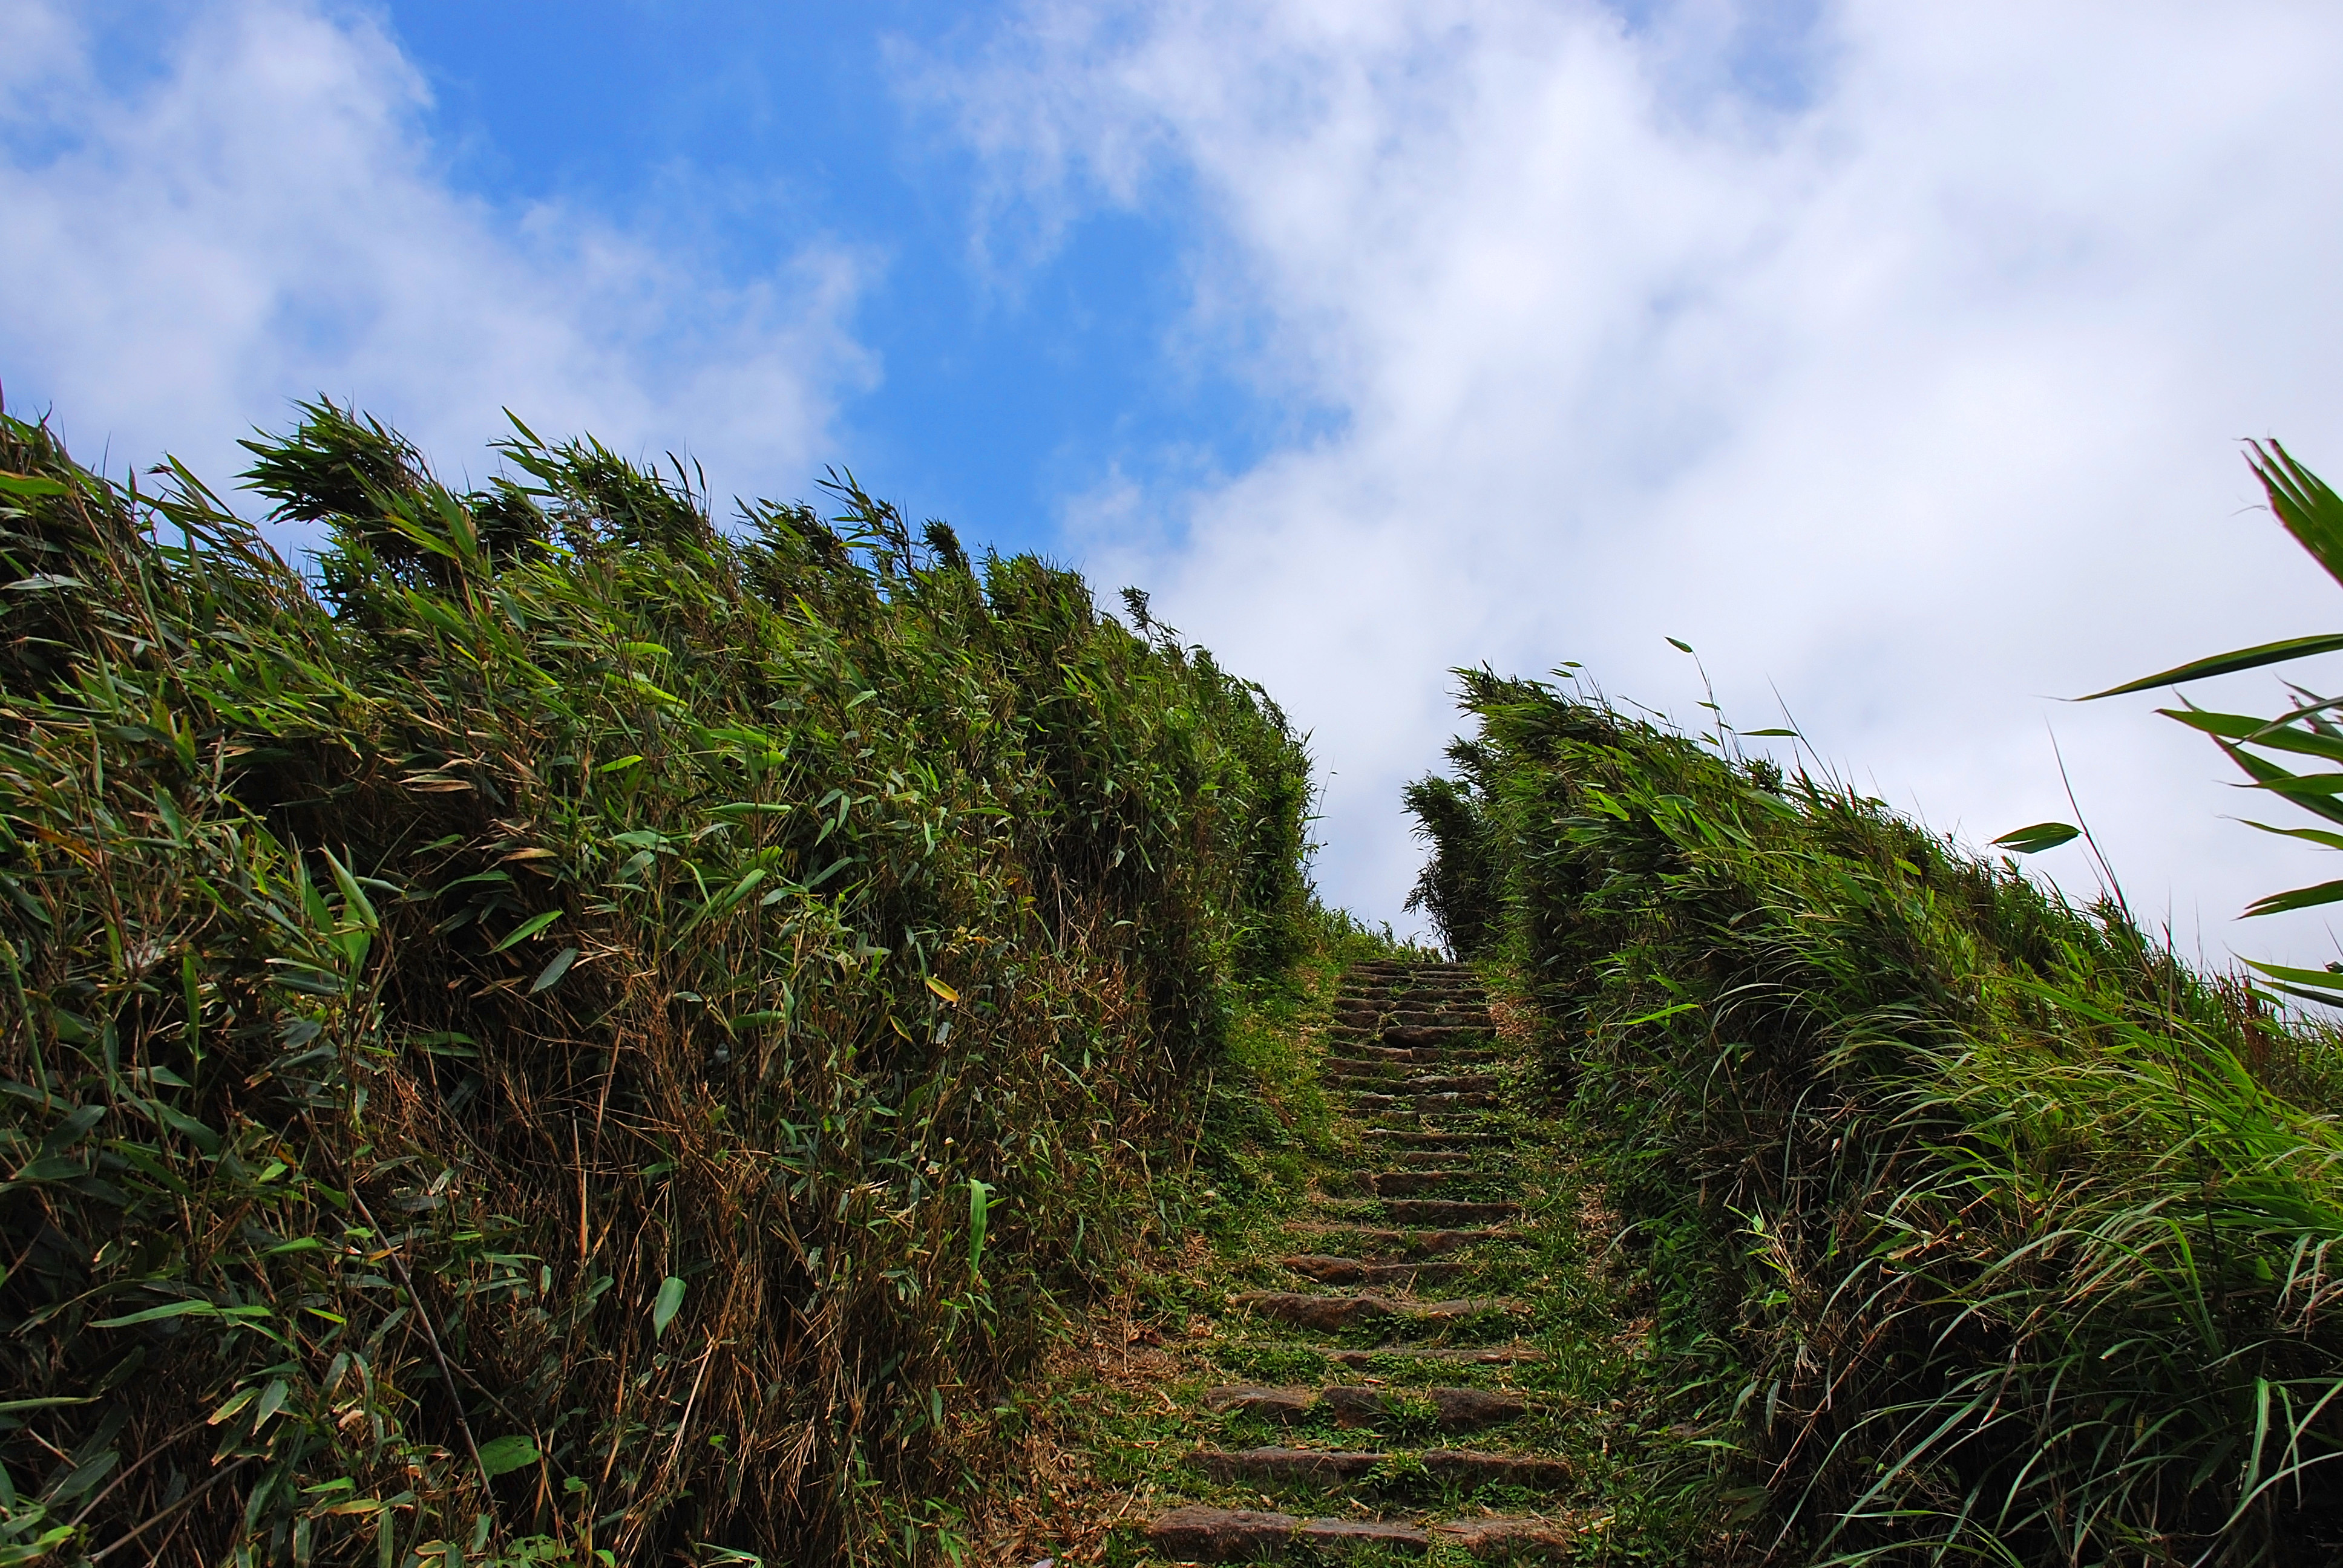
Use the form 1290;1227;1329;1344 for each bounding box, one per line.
379;0;1283;557
10;0;2343;959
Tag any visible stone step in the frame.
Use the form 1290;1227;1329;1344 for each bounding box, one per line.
1340;989;1481;1003
1149;1505;1570;1562
1325;1042;1501;1067
1279;1224;1518;1258
1314;1198;1519;1225
1381;1149;1490;1168
1364;1170;1482;1197
1381;1024;1494;1049
1326;1081;1499;1105
1229;1292;1522;1331
1333;1005;1486;1022
1334;999;1493;1014
1362;1128;1507;1147
1206;1383;1527;1431
1334;983;1483;997
1281;1253;1470;1285
1325;1344;1542;1367
1323;1064;1501;1089
1331;1063;1490;1087
1150;1508;1426;1560
1345;1090;1501;1114
1195;1446;1571;1491
1337;987;1481;999
1333;1007;1494;1027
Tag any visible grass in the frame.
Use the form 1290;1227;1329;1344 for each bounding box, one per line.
1406;668;2343;1565
0;397;1314;1566
983;922;1738;1567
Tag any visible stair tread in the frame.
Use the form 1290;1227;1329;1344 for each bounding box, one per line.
1279;1224;1520;1258
1149;1504;1572;1561
1205;1383;1528;1429
1282;1253;1471;1285
1325;1343;1543;1365
1312;1198;1520;1223
1230;1290;1524;1328
1195;1445;1572;1489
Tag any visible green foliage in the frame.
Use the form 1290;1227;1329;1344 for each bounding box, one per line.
1406;669;2343;1563
1400;746;1504;959
2085;441;2343;1002
0;399;1312;1564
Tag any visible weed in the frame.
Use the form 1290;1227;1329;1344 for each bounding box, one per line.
0;399;1314;1564
1407;670;2343;1563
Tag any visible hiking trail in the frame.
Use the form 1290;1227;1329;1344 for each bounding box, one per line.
997;955;1681;1565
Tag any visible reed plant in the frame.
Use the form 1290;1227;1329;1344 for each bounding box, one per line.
1407;671;2343;1564
0;398;1312;1565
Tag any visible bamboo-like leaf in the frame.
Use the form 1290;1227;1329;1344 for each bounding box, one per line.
92;1298;267;1328
2158;705;2343;765
476;1435;540;1479
652;1276;686;1338
2252;439;2343;592
2242;958;2343;991
529;946;579;993
489;909;562;953
2243;879;2343;918
968;1178;991;1279
2082;633;2343;699
2240;820;2343;852
1992;822;2080;855
2221;742;2343;828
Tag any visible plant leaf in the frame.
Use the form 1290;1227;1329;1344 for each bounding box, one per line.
2081;633;2343;699
2243;879;2343;918
476;1435;540;1479
529;946;579;993
652;1276;686;1338
968;1178;991;1279
2252;439;2343;592
2239;819;2343;852
490;909;562;953
2243;958;2343;994
1992;822;2080;855
2159;705;2343;765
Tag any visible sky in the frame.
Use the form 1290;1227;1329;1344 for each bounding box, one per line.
7;0;2343;966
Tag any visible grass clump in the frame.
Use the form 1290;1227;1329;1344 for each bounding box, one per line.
1406;668;2343;1564
0;398;1311;1565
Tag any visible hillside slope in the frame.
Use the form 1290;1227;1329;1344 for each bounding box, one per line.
0;401;1309;1566
1403;670;2343;1564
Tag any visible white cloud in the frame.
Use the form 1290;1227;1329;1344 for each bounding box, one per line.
940;0;2343;966
0;0;871;531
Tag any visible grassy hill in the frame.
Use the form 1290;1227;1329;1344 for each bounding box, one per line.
0;400;1312;1566
17;390;2343;1568
1404;671;2343;1564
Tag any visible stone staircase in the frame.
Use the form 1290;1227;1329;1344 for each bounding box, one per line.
1144;961;1571;1561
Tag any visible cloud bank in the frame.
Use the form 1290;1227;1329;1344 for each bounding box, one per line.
0;0;870;521
937;0;2343;962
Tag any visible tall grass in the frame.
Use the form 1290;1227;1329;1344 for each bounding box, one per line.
0;399;1311;1565
1407;670;2343;1564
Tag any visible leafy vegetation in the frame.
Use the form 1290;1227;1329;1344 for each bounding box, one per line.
2083;440;2343;1004
1406;670;2343;1564
0;397;1312;1565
